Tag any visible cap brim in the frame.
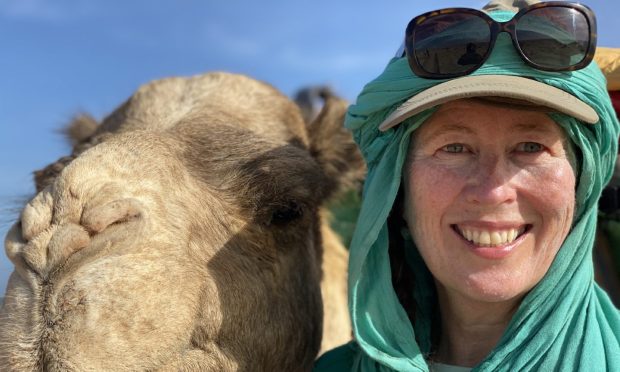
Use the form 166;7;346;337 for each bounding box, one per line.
378;75;599;131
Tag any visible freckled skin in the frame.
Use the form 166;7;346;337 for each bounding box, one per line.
403;98;576;304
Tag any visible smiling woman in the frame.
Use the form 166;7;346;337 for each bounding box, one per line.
405;99;576;297
403;99;578;364
314;0;620;371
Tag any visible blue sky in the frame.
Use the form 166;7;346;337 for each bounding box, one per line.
1;0;619;294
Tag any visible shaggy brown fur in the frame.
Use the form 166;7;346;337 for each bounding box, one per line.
0;72;362;371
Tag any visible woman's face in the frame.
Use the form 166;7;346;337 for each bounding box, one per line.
403;98;576;304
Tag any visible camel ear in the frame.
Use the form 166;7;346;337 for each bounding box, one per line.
60;114;98;147
34;114;99;193
306;94;366;199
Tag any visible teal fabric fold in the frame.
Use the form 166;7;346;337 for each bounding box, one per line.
316;10;620;372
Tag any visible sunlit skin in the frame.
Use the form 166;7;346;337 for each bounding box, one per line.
402;98;576;367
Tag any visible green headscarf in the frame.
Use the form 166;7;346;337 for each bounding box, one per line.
315;10;620;372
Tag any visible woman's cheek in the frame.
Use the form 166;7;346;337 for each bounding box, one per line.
406;160;468;232
409;158;471;197
516;160;576;209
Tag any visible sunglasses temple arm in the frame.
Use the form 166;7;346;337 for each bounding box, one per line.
395;41;406;58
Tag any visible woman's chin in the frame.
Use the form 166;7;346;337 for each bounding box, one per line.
453;270;534;304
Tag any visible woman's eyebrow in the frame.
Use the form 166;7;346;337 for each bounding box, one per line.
512;122;560;136
422;124;476;139
420;121;561;143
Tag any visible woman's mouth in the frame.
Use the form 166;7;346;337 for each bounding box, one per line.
455;226;527;247
450;224;532;259
454;225;529;247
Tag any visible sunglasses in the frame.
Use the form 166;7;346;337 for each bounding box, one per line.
403;1;597;79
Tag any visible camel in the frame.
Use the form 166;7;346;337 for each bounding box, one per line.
0;72;363;371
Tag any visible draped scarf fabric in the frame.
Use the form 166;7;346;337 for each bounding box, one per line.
335;11;620;372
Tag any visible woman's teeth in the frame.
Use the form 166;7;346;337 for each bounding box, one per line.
458;227;525;247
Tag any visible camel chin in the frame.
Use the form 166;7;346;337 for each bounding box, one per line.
0;72;363;371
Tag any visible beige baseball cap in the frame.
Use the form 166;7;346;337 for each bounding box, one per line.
378;75;599;131
378;0;600;132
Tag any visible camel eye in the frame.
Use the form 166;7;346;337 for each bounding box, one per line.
269;201;304;226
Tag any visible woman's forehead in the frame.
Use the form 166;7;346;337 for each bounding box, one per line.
411;98;569;143
427;98;562;128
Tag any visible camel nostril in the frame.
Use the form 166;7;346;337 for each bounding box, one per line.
46;224;91;274
21;187;54;241
81;198;144;234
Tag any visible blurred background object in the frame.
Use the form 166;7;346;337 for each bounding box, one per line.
593;46;620;307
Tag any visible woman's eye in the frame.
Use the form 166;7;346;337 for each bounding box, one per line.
442;143;465;153
516;142;544;153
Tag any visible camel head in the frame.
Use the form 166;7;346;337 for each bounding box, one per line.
0;72;363;371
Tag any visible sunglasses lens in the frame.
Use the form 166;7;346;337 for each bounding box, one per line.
516;7;590;69
412;13;491;76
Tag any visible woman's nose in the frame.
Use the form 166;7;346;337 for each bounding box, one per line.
463;155;517;206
